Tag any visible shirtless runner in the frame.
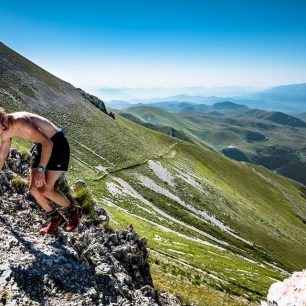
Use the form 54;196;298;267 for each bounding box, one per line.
0;107;81;234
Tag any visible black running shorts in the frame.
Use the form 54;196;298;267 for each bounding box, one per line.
31;130;70;171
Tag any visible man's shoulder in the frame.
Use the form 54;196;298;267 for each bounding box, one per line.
5;115;32;136
13;116;31;127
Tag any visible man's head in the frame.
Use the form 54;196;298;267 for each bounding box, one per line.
0;107;13;131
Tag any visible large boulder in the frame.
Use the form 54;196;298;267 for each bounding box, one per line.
261;270;306;306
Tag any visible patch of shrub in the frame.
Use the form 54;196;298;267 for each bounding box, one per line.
11;175;28;192
19;148;32;163
1;290;11;305
72;184;96;220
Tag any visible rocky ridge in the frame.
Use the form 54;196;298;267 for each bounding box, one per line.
0;149;180;306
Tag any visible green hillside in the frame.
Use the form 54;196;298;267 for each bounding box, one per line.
242;109;306;127
121;106;215;148
1;42;306;306
119;111;193;143
123;105;306;185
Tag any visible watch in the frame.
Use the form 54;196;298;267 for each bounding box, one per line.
37;166;46;173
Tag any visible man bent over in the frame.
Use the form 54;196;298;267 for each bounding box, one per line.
0;107;81;234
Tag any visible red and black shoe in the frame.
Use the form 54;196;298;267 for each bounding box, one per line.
66;206;82;232
40;211;67;235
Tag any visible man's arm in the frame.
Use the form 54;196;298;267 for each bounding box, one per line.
0;137;12;170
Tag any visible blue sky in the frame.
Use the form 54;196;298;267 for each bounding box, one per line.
1;0;306;94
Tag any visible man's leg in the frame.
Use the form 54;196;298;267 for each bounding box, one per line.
29;169;68;235
39;170;70;208
29;168;54;212
40;170;81;233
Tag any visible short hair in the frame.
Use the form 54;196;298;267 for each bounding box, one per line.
0;107;7;124
0;107;14;127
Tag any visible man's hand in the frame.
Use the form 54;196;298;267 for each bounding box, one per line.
35;172;46;187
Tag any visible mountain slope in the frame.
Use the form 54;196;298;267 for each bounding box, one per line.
1;42;306;305
119;112;193;143
123;105;306;185
120;101;248;114
120;106;216;148
243;109;306;127
0;42;175;171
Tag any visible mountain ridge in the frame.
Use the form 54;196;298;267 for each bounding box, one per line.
106;82;306;113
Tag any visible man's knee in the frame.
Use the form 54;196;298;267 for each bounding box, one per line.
40;185;54;198
29;185;40;197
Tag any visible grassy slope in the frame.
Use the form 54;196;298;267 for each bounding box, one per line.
12;113;306;304
124;105;306;154
122;106;216;148
123;106;257;149
124;105;306;185
2;43;306;305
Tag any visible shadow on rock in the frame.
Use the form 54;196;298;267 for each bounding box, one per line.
0;216;114;305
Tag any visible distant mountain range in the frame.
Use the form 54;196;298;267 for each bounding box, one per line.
296;112;306;121
97;86;261;102
252;83;306;105
107;83;306;113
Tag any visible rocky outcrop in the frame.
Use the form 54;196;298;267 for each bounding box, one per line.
77;88;107;114
0;149;181;306
261;270;306;306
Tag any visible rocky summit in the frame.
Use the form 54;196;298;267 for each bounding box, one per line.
0;150;180;306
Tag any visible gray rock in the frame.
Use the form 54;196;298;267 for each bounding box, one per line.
0;263;13;286
140;285;156;299
0;149;176;306
139;237;148;247
74;180;87;188
157;291;181;306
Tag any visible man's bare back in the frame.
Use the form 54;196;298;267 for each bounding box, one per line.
1;111;60;141
0;112;58;176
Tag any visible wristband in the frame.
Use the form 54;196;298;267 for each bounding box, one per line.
37;166;46;173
